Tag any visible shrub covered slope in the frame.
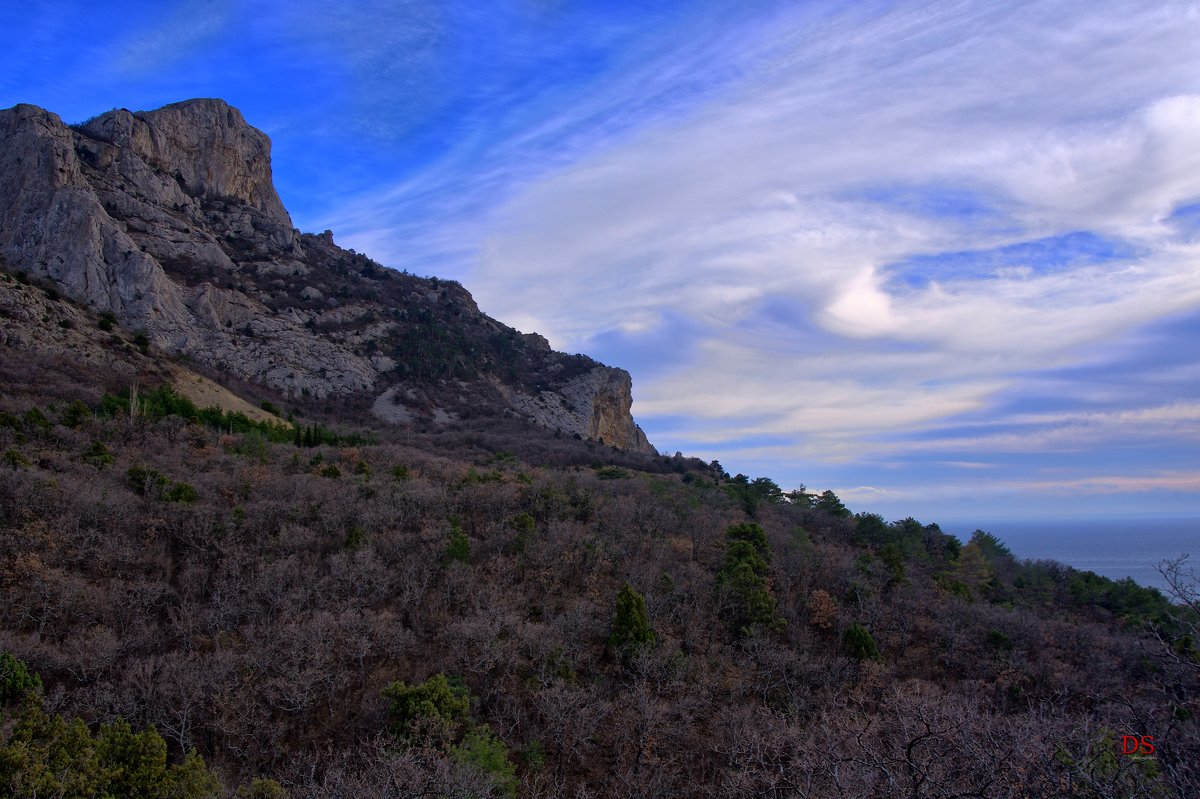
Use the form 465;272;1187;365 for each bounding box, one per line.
1;283;1198;798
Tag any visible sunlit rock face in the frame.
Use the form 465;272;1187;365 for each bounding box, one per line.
0;99;655;452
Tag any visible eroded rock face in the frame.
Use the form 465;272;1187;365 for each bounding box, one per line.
0;99;656;452
0;104;186;325
81;99;292;226
495;366;654;453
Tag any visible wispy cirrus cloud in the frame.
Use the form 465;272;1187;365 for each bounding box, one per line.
4;0;1198;520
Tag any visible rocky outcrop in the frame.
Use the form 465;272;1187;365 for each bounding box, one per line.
0;104;188;326
80;99;291;226
0;98;656;452
496;366;654;452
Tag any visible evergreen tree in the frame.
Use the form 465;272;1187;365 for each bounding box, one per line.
609;582;655;656
382;672;470;741
0;652;41;704
842;622;881;661
716;524;784;636
445;518;470;564
815;489;851;518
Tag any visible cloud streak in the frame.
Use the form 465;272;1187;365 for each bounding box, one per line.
5;0;1198;520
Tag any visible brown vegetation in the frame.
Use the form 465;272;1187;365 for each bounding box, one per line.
0;338;1197;797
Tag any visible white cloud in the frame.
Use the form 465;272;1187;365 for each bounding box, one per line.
320;0;1200;481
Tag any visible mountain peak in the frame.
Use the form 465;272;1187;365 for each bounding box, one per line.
0;99;655;453
76;98;291;226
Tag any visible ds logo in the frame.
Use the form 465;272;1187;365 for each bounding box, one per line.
1120;735;1155;756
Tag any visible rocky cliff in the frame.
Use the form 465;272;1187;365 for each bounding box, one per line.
0;99;655;453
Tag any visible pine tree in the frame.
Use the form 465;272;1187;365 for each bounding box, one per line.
445;518;470;564
842;622;881;661
609;582;655;656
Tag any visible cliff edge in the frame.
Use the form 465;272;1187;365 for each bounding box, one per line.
0;99;655;453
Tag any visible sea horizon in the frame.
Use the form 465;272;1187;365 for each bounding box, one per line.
939;515;1198;595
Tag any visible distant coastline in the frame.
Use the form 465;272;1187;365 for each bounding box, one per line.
941;516;1199;594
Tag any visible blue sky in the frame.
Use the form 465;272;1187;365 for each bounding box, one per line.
4;0;1200;524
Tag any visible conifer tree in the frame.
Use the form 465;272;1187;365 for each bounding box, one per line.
609;582;655;656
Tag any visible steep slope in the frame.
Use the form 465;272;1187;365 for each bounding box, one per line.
0;99;654;453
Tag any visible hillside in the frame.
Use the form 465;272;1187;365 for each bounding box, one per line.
1;97;1198;798
1;264;1198;797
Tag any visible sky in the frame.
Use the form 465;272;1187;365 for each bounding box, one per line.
4;0;1200;525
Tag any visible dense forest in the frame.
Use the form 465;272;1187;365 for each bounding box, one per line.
1;275;1199;797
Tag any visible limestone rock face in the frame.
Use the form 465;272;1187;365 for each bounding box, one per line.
0;99;656;452
80;99;292;227
497;366;654;453
0;104;187;325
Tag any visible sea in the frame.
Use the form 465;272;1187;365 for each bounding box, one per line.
939;516;1199;595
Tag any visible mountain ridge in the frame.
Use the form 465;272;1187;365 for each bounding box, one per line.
0;98;655;453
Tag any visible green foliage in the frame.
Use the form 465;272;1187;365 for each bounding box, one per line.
451;727;518;798
100;384;296;443
723;474;784;516
82;441;114;467
0;696;223;799
391;464;410;481
854;513;890;546
785;485;814;507
232;431;271;463
164;482;199;504
98;311;117;332
168;751;224;799
382;673;470;741
509;513;535;534
815;489;851;518
392;309;480;381
445;519;470;563
878;543;908;586
985;629;1013;652
127;465;196;504
133;330;150;352
609;582;656;658
510;512;536;553
95;718;173;799
235;777;290;799
100;393;127;417
22;407;51;433
3;448;31;469
1061;570;1172;624
789;526;815;565
320;464;341;479
462;467;503;485
595;465;629;480
969;530;1014;561
344;525;366;550
520;739;546;770
935;572;972;600
128;465;169;497
842;622;881;661
717;523;784;637
382;672;517;796
291;422;365;448
725;522;771;563
954;541;995;600
259;400;282;416
0;653;42;705
59;400;91;428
